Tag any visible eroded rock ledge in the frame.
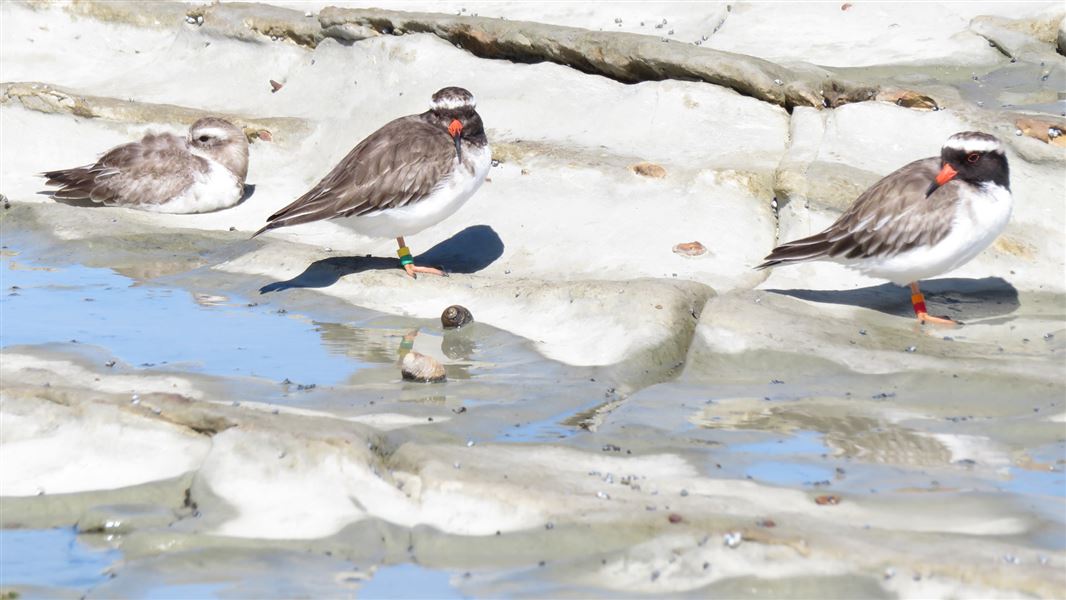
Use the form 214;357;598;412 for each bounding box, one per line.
62;0;882;111
0;81;310;143
316;7;877;110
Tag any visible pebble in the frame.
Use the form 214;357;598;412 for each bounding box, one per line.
466;439;475;447
631;162;667;178
680;489;689;497
668;513;683;524
401;352;446;383
904;346;917;353
723;531;742;548
596;491;610;500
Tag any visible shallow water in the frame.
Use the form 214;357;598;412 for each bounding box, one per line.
0;527;118;590
1;253;363;385
1;225;1063;596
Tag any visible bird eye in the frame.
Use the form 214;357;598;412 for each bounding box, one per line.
966;153;980;163
198;135;210;142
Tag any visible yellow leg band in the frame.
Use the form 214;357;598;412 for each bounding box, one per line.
397;246;414;266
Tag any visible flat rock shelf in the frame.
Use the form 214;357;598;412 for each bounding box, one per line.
1;1;1064;598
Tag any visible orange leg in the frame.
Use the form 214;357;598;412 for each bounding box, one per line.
909;281;956;326
396;237;446;279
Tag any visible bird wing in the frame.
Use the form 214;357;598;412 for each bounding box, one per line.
42;132;208;207
255;116;454;235
758;158;960;268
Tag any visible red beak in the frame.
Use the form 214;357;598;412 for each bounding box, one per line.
935;163;958;186
448;119;463;162
926;163;958;197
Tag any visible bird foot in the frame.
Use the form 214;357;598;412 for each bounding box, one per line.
403;264;448;279
917;312;960;327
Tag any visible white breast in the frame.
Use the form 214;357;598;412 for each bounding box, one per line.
853;182;1013;284
340;142;492;239
148;158;243;214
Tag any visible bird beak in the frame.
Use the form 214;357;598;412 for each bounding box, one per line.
448;119;463;162
926;163;958;197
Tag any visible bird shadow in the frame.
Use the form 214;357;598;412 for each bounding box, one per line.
259;224;504;294
767;277;1020;320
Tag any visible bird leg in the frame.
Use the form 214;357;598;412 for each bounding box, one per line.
396;237;446;279
909;281;956;326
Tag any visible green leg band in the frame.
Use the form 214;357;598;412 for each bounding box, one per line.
399;254;414;266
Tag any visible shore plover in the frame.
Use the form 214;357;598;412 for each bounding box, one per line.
42;117;249;213
758;131;1012;325
254;87;491;278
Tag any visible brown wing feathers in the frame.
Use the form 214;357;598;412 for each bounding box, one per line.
757;158;956;269
253;116;453;237
42;134;204;207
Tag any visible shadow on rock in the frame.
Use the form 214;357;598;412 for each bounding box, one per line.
768;277;1020;320
259;224;504;294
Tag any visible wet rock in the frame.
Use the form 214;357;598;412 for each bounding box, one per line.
401;352;446;383
76;503;177;534
441;305;474;329
631;162;667;178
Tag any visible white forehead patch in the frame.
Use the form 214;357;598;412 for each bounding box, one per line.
190;127;233;141
431;93;476;111
944;134;1002;154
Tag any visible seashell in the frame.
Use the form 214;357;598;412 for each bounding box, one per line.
401;352;446;383
441;305;473;329
673;241;707;257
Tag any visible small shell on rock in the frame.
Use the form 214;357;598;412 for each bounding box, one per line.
631;162;667;178
401;351;446;383
441;305;473;329
269;79;284;93
257;130;273;142
814;494;840;505
672;241;707;257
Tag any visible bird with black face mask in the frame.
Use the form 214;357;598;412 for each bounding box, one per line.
254;86;491;279
757;131;1012;326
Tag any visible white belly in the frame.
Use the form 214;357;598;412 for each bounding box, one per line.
850;183;1013;284
149;158;243;214
339;142;491;239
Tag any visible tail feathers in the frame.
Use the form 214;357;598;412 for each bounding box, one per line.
755;233;832;270
40;167;96;200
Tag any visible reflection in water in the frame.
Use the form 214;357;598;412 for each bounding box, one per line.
695;402;953;467
314;321;475;382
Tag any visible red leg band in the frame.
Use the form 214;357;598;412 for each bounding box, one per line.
911;293;927;315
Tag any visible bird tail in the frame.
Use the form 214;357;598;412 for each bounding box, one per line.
755;232;832;270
